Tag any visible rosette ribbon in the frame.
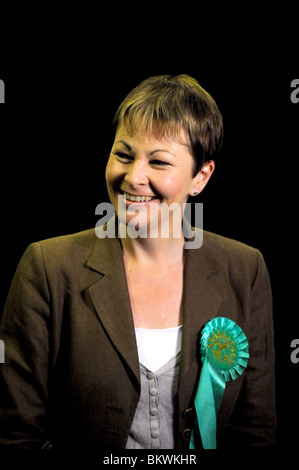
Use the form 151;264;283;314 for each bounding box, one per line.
189;317;249;449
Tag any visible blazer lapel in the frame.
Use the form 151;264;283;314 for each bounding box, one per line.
180;233;223;383
86;222;140;386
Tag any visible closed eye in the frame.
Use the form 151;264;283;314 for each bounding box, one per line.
114;152;133;162
150;160;171;167
114;152;171;167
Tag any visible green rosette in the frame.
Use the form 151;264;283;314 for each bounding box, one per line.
189;317;249;449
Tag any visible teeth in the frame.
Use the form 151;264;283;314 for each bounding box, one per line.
123;192;155;202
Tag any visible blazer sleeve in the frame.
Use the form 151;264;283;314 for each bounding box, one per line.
0;243;51;448
219;249;277;448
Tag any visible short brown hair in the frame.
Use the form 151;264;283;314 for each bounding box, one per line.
112;74;223;175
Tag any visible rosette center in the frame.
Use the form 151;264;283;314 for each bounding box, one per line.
207;329;238;369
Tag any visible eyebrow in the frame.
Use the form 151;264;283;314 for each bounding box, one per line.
115;140;175;157
116;140;132;152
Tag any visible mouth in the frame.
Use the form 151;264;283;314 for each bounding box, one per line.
121;190;159;203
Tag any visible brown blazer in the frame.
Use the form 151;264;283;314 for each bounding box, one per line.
0;222;276;449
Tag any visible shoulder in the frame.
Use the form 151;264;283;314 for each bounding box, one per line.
198;231;272;325
22;225;122;278
203;230;259;259
38;228;97;250
201;230;267;280
20;228;98;273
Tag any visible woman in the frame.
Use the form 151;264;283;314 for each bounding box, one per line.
0;75;276;449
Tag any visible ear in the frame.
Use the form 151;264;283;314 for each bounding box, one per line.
189;160;215;196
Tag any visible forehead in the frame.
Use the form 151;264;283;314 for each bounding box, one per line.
114;122;192;153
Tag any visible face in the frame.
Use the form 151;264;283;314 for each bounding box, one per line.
105;123;212;236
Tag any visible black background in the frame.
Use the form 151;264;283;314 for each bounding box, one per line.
0;7;298;456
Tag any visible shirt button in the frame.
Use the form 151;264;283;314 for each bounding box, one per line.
151;408;158;416
183;408;193;418
181;428;192;441
147;372;154;380
150;387;158;396
151;430;159;439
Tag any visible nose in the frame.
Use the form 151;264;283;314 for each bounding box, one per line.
124;160;148;187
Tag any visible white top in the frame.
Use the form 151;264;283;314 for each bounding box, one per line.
135;325;183;373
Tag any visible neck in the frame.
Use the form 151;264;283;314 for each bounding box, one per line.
120;224;185;264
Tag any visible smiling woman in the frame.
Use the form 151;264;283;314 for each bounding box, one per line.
106;75;221;245
0;75;276;450
105;123;214;239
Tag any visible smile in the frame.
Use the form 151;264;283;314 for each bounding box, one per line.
123;191;156;202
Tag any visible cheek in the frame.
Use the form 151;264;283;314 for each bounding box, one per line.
158;174;173;194
105;158;112;183
105;159;121;187
158;173;190;197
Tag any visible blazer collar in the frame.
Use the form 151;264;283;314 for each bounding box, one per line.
86;217;121;275
87;218;141;386
86;219;223;387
